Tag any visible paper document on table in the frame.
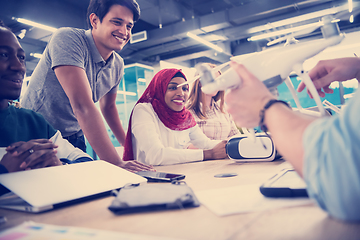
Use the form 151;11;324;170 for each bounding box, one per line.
0;221;184;240
195;184;313;216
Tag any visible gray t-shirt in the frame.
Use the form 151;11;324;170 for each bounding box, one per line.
21;27;124;137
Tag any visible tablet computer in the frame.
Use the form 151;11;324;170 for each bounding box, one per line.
260;169;308;198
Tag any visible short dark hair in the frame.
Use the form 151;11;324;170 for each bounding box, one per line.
87;0;140;29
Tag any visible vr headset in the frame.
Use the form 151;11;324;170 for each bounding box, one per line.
226;133;281;162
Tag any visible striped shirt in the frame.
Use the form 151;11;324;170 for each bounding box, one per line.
190;99;240;140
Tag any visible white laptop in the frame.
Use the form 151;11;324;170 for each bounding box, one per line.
0;160;147;213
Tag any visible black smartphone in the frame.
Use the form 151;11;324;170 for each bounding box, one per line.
136;171;185;182
260;169;308;198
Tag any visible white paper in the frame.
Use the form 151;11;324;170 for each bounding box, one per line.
0;221;184;240
195;184;313;216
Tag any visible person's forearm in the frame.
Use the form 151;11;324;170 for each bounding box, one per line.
203;149;212;160
74;104;122;165
101;104;126;146
264;104;317;176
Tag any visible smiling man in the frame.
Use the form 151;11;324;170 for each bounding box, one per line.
0;21;93;180
21;0;154;172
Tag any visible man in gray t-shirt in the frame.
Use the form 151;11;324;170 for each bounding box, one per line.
21;0;154;173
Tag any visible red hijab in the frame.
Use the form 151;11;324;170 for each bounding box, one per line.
123;68;196;161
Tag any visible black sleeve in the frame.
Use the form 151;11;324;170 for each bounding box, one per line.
0;164;10;196
0;164;9;174
60;157;94;165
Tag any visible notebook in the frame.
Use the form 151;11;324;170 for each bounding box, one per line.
0;160;147;213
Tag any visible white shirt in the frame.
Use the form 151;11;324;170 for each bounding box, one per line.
190;99;240;140
51;131;91;161
0;130;90;162
131;103;220;165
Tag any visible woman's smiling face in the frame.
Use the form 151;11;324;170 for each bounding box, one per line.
164;77;189;112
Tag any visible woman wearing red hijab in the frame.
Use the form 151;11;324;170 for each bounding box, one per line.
123;69;227;165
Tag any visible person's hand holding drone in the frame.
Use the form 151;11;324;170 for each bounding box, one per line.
225;62;275;128
297;57;360;97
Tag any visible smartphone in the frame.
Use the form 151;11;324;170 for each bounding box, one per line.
136;171;185;182
260;169;308;198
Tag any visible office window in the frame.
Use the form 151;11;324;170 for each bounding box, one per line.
86;64;154;159
113;64;154;144
277;75;358;111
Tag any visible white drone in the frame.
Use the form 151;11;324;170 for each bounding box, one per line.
194;5;359;139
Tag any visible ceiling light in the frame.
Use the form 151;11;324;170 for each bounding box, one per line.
248;22;322;41
247;3;350;34
349;0;353;12
30;53;42;59
206;34;228;41
12;17;57;32
350;14;354;23
187;32;224;52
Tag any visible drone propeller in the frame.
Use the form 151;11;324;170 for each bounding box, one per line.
266;4;360;47
334;5;360;21
267;21;323;46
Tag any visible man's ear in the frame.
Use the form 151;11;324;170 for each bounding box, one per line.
89;13;99;29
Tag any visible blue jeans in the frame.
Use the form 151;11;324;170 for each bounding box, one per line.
63;133;86;153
